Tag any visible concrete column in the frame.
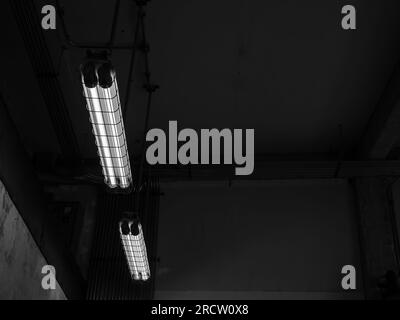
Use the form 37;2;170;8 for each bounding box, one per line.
0;94;84;299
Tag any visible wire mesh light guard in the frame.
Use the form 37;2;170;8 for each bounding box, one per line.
119;217;151;281
81;61;132;189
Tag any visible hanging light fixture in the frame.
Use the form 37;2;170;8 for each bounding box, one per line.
81;58;132;189
119;214;150;281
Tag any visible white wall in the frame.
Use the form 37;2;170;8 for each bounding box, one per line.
155;179;363;299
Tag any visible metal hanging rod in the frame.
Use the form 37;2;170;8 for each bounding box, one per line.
133;2;159;211
122;5;143;120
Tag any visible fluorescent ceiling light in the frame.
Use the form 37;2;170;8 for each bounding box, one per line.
81;61;132;189
119;217;151;281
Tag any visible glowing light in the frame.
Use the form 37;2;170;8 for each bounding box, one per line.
119;218;150;281
81;63;132;189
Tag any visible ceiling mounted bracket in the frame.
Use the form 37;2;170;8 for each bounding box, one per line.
85;50;110;62
143;84;159;93
135;0;151;7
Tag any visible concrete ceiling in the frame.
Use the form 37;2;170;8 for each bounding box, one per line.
3;0;400;160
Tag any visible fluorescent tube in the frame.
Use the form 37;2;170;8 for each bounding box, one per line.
81;62;132;189
119;218;151;281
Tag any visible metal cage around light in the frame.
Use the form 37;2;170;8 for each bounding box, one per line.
81;61;132;189
119;217;151;281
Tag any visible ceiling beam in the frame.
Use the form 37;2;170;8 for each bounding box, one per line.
37;158;400;184
359;62;400;159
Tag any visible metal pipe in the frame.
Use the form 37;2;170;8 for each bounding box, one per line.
123;7;143;120
108;0;121;51
133;5;158;211
140;11;151;84
135;90;154;210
